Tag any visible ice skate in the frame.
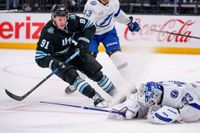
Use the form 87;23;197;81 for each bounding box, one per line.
65;85;77;94
93;93;108;108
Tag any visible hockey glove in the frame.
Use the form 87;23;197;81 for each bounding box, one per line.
77;40;89;57
51;59;67;72
108;95;140;120
148;105;181;124
127;16;140;32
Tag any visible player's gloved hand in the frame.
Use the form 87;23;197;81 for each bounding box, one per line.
77;42;88;57
147;105;181;124
108;95;140;120
52;59;67;71
127;16;140;32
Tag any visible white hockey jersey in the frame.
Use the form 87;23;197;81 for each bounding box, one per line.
150;81;200;122
83;0;131;35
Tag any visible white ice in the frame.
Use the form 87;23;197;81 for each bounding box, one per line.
0;49;200;133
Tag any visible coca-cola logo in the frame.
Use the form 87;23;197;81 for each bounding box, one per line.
124;18;195;43
0;16;45;40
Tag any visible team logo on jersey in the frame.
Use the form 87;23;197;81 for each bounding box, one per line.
95;13;113;28
170;90;179;98
69;14;76;20
90;1;97;6
47;27;54;34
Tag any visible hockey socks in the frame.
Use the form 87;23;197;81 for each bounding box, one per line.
98;75;116;95
73;78;95;98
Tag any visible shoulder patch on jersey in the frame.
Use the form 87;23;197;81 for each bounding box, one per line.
47;27;54;34
68;13;76;20
170;90;179;98
90;1;97;6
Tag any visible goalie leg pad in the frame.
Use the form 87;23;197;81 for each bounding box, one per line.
149;106;181;124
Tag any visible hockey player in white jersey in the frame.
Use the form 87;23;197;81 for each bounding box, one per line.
109;81;200;124
82;0;140;100
65;0;140;105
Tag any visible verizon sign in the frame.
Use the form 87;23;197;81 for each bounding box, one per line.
0;13;49;42
0;16;44;39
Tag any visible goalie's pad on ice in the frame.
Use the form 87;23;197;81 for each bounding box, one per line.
148;105;181;124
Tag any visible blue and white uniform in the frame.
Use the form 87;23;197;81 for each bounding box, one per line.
157;81;200;122
110;81;200;123
83;0;132;54
83;0;140;100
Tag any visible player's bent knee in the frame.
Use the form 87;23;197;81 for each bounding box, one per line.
63;68;79;85
109;50;128;70
89;70;103;82
107;49;121;56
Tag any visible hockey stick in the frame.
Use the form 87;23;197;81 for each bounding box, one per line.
40;101;125;115
151;29;200;40
5;49;80;101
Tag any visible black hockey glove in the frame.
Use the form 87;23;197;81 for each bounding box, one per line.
51;59;67;72
76;41;89;57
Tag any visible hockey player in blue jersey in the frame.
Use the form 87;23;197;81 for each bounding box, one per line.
109;81;200;124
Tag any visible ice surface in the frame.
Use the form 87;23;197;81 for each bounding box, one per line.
0;49;200;133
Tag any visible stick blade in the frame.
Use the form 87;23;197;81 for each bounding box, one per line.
5;89;24;101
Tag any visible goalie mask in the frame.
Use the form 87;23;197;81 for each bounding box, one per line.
137;82;163;107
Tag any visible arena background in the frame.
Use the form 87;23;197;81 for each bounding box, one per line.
1;1;200;133
0;0;200;54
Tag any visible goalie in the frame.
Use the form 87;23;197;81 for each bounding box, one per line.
109;81;200;124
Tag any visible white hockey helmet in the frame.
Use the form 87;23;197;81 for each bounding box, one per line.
137;81;163;107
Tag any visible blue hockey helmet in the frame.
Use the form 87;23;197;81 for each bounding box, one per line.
137;81;163;107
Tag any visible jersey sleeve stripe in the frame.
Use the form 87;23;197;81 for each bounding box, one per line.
36;50;47;54
35;55;47;60
35;50;51;60
78;37;90;44
114;6;121;17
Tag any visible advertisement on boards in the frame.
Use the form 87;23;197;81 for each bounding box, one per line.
0;13;200;53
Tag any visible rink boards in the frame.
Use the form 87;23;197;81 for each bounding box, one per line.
0;13;200;54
